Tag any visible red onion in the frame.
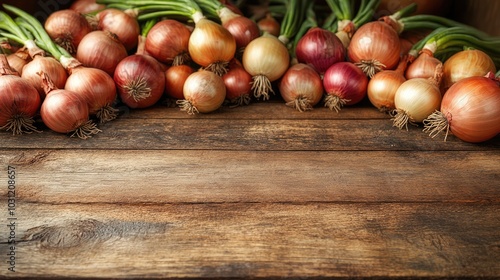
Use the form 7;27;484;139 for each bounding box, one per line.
323;62;369;112
222;58;253;106
295;27;346;75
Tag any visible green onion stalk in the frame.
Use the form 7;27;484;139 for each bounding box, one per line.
0;10;46;59
324;0;381;47
278;0;307;48
410;26;500;69
97;0;237;76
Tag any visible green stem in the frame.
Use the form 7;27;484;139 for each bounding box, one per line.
279;0;307;45
0;11;30;43
352;0;380;28
194;0;224;19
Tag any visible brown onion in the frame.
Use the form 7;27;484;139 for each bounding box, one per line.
177;70;226;114
257;13;280;37
21;55;68;100
442;49;496;91
165;64;194;100
44;9;92;55
279;63;324;112
145;19;192;66
218;7;260;50
405;48;442;80
97;8;140;51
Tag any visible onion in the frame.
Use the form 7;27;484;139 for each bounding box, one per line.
347;21;401;78
242;34;290;100
97;8;140;51
7;48;30;75
218;7;260;50
257;13;280;37
65;65;118;123
222;58;253;107
423;73;500;143
145;19;192;66
405;49;442;80
295;27;346;75
189;13;236;76
114;54;165;109
0;55;41;134
76;30;128;76
279;63;324;112
44;9;92;55
39;72;101;139
392;67;442;130
177;70;226;114
323;62;369;112
367;57;408;112
70;0;106;14
165;64;194;100
442;49;496;91
21;55;68;100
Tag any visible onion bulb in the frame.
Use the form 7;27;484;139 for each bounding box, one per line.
367;57;409;112
44;9;92;55
39;72;101;139
218;7;260;50
405;49;442;80
347;21;401;78
442;49;496;91
21;55;68;100
392;66;443;130
97;8;140;51
145;19;192;66
423;73;500;143
257;13;280;37
189;12;236;76
7;48;30;75
70;0;105;14
177;70;226;114
242;34;290;100
323;62;368;112
76;30;128;76
165;64;194;100
222;58;253;107
0;55;41;134
279;63;323;112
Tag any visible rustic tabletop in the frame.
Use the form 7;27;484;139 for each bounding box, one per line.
1;100;499;279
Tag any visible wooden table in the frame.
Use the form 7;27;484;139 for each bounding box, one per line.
1;99;499;279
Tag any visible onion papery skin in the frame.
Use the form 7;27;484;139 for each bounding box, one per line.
434;76;500;143
178;70;226;114
367;69;406;112
405;49;442;80
65;66;118;123
323;62;368;112
114;54;165;109
44;9;92;55
165;64;194;100
97;8;140;51
347;21;401;78
145;19;192;66
188;17;236;75
392;78;442;129
40;89;95;136
0;75;41;134
76;30;128;76
295;27;346;75
442;49;496;91
242;34;290;100
223;58;253;106
70;0;106;14
279;63;324;112
7;50;31;75
21;56;67;100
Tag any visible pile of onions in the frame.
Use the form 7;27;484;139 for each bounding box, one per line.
97;8;140;51
222;58;253;107
76;30;128;76
177;70;226;114
423;73;500;143
242;34;290;100
295;27;346;75
114;53;166;109
165;64;194;100
441;49;496;91
323;62;369;112
0;55;41;135
391;65;443;130
44;9;92;55
367;57;408;112
39;71;101;139
279;63;323;112
145;19;192;66
347;21;401;78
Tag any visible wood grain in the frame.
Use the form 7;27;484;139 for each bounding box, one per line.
1;203;499;279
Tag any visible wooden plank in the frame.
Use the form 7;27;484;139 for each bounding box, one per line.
1;202;499;278
1;149;499;204
2;117;499;151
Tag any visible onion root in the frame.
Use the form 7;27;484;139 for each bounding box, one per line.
324;95;350;113
391;109;418;130
70;120;102;139
96;105;119;124
252;75;274;100
0;114;41;135
422;110;451;141
286;96;313;112
355;60;386;78
123;76;152;102
176;99;200;115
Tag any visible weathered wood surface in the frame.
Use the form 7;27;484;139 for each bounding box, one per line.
1;103;499;279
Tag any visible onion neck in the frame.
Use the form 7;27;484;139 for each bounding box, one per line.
0;54;19;76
